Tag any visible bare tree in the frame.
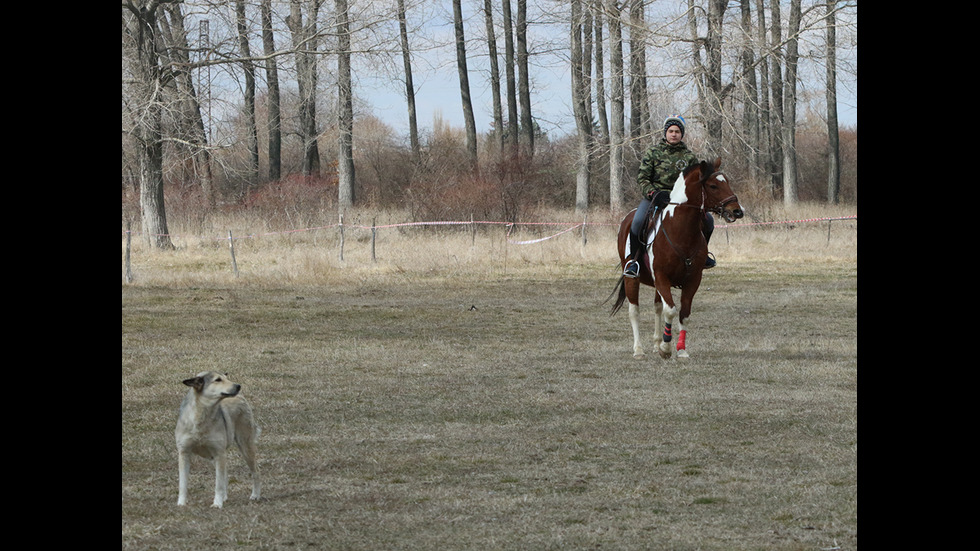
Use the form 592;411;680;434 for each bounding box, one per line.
739;0;759;181
235;0;259;188
688;0;728;149
606;0;625;211
336;0;356;207
397;0;420;163
781;0;802;206
286;0;322;177
122;0;177;250
502;0;519;157
516;0;533;156
483;0;505;153
628;0;648;140
592;0;609;148
260;0;282;182
452;0;479;172
157;3;214;208
825;0;840;205
571;0;594;213
768;0;785;196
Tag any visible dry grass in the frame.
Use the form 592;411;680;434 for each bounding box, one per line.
122;205;857;550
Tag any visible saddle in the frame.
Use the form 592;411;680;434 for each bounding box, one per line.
639;206;663;249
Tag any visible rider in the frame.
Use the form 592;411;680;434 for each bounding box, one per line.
623;115;715;278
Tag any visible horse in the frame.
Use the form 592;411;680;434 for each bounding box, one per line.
610;157;744;360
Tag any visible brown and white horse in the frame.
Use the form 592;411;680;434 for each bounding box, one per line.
611;157;744;360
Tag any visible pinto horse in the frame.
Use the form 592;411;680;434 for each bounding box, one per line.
610;157;743;360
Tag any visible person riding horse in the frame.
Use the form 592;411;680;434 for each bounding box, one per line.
623;115;716;278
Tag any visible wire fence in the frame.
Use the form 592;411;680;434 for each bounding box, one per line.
123;215;857;282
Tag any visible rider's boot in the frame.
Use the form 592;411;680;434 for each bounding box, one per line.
623;232;641;278
703;217;716;268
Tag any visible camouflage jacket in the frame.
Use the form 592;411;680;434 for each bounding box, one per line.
636;139;698;197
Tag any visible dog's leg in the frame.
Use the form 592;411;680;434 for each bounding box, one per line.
236;425;261;501
177;451;190;506
212;453;228;508
243;442;261;501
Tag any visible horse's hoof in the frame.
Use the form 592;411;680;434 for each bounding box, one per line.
633;350;646;359
676;349;690;361
658;349;671;359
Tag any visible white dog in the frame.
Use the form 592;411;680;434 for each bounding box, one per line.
175;371;261;508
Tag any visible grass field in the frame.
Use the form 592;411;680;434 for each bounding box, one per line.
122;207;857;550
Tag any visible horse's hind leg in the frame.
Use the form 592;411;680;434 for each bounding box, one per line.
625;279;644;358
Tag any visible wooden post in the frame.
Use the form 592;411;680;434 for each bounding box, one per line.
228;230;239;277
471;213;476;246
371;217;377;262
339;213;345;262
125;219;133;283
581;214;588;247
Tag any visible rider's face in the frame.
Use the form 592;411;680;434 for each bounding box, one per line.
665;126;683;144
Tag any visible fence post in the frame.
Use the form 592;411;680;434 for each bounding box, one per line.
339;213;345;262
581;214;588;247
371;217;377;262
125;219;133;283
471;213;476;246
228;230;239;277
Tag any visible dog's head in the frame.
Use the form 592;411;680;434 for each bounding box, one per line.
183;371;241;400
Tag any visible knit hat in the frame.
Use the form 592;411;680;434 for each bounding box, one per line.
663;115;686;137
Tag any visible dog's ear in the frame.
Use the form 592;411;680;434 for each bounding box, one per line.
183;377;205;391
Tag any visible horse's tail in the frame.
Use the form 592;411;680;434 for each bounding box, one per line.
605;274;628;316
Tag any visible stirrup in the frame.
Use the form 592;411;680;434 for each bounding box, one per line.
704;252;716;269
623;259;639;278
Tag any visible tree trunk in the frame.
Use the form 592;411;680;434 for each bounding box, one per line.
122;0;174;250
628;0;647;140
516;0;533;156
260;0;282;182
235;0;259;190
755;0;773;195
768;0;784;197
398;0;420;163
452;0;479;172
825;0;840;205
502;0;519;157
571;0;593;213
607;0;625;211
592;0;609;148
159;3;214;208
336;0;356;207
781;0;801;206
287;0;321;177
700;0;727;149
483;0;504;154
739;0;759;181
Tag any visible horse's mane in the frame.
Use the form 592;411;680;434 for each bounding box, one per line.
681;163;701;177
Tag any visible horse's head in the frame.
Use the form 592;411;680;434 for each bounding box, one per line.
697;157;744;223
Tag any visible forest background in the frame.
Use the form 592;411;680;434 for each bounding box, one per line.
121;0;857;249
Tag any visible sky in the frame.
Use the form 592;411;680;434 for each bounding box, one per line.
352;2;857;142
359;62;857;142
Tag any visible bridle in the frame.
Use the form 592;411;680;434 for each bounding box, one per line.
650;170;740;277
670;171;739;219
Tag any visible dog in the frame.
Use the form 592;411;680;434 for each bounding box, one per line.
175;371;261;508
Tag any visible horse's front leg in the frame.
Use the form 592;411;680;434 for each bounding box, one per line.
673;274;702;360
656;289;678;360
